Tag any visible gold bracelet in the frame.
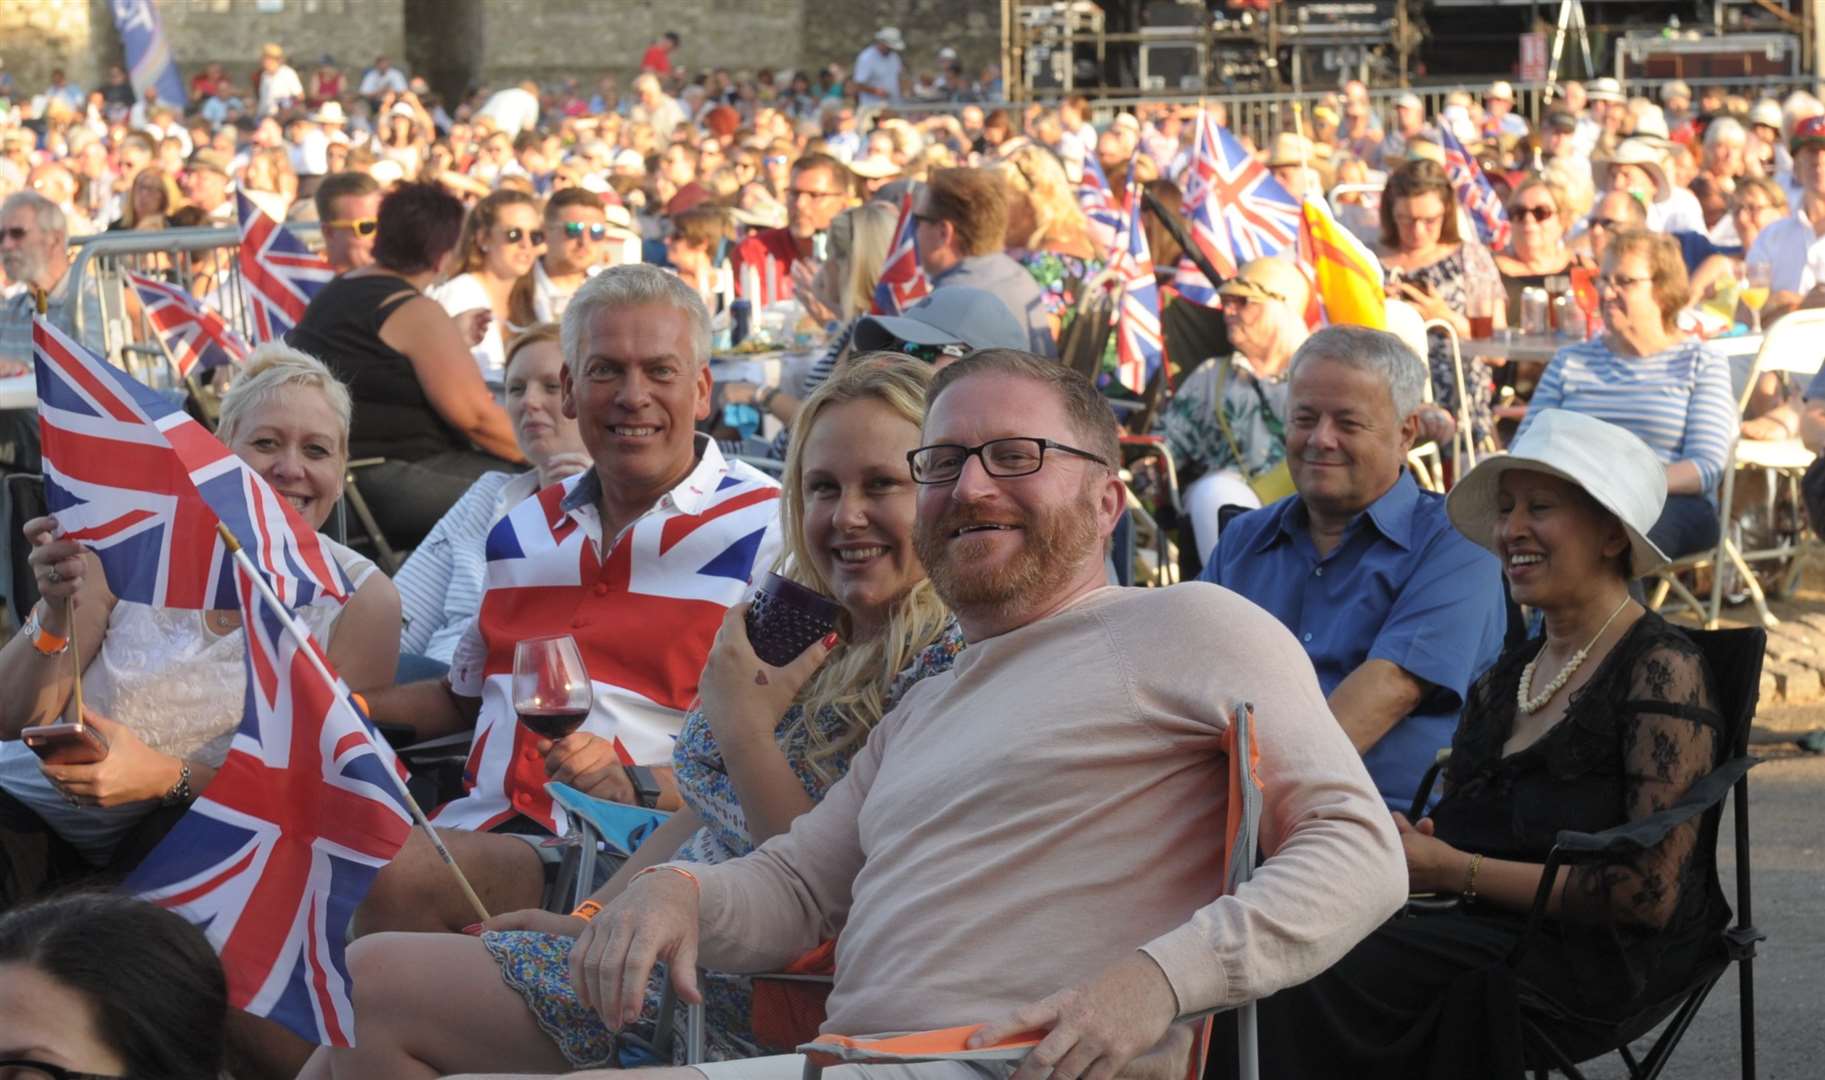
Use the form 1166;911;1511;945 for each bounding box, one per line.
569;899;603;921
1463;853;1485;902
632;864;701;894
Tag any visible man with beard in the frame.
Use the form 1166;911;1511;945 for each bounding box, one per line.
1200;327;1505;812
560;349;1405;1080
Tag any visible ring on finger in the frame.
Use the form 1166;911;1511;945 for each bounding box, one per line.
46;568;61;584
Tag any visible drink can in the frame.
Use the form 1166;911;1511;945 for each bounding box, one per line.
1521;287;1550;336
730;298;751;346
811;231;829;263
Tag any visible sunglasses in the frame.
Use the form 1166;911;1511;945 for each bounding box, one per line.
325;217;378;236
1508;205;1556;223
0;226;31;242
502;227;547;246
899;341;969;364
562;221;610;241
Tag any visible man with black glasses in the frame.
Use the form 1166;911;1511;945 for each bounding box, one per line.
565;349;1404;1080
731;152;851;306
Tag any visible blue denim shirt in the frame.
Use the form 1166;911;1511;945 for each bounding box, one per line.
1201;471;1505;810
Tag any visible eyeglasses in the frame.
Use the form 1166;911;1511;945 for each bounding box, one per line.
1508;205;1556;223
1588;216;1630;232
324;217;377;236
788;187;844;202
502;227;547;246
1597;273;1653;291
0;226;32;242
764;154;789;166
908;437;1110;484
562;221;609;241
0;1061;126;1080
1394;213;1444;229
898;341;969;364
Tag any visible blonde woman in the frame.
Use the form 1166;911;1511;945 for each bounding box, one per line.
994;141;1103;342
304;355;964;1076
1;342;399;897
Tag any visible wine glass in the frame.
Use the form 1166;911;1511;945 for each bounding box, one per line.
1741;261;1773;334
513;634;591;742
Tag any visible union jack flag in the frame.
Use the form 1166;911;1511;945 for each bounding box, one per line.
1170;258;1219;308
1181;115;1301;279
1077;153;1126;257
237;191;334;342
127;561;414;1047
1437;126;1512;250
1112;162;1162;396
126;271;249;379
871;192;930;316
32;318;352;610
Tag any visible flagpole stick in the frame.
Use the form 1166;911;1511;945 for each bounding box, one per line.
31;303;82;728
215;523;491;924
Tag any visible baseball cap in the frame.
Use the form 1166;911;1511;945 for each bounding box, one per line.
1545;110;1579;134
1793;115;1825;152
853;286;1027;355
1395;92;1423;112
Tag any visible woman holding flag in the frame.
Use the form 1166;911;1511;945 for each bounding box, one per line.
0;343;400;902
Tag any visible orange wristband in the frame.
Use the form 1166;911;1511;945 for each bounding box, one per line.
632;864;701;894
569;899;603;921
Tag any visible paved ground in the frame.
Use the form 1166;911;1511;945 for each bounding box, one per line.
1577;576;1825;1078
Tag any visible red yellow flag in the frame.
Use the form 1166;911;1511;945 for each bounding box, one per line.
1298;201;1386;331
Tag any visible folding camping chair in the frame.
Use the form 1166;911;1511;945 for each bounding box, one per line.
789;701;1268;1080
1405;626;1766;1080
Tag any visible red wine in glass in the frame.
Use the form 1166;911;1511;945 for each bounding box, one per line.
513;634;591;742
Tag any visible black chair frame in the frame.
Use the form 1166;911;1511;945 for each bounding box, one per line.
1406;626;1766;1080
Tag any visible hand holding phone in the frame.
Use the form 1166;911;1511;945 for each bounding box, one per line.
21;721;111;766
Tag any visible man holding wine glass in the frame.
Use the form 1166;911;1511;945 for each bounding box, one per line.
354;266;783;936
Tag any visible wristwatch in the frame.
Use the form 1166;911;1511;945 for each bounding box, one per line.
21;604;70;656
624;765;662;809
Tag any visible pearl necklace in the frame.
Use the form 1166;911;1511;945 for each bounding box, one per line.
1517;595;1633;714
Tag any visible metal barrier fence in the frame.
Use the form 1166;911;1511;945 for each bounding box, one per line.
63;223;320;391
875;73;1818;153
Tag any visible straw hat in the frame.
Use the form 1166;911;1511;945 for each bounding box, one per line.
1216;256;1310;313
1594;138;1671;203
1446;410;1670;577
875;27;906;51
1586;77;1625;104
308;101;347;125
1265;132;1314;168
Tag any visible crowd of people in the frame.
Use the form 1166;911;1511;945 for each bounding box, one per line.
0;25;1808;1080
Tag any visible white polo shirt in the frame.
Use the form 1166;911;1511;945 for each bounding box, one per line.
1745;206;1825;294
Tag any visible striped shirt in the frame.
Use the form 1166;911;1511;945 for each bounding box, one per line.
394;469;538;663
1517;337;1736;496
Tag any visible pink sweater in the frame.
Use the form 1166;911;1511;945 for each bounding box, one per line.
682;584;1407;1037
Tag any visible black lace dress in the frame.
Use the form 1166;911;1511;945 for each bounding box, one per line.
1212;613;1728;1080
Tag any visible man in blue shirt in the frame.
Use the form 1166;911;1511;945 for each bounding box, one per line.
914;166;1057;358
1201;326;1505;810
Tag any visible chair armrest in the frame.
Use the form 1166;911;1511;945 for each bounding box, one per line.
1406;748;1452;821
545;780;671;857
1510;754;1759;967
799;1026;1041;1067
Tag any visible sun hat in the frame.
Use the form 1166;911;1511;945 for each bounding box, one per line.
875;27;906;52
1265;131;1314;167
1216;256;1310;312
1748;99;1783;131
1661;79;1693;105
853;286;1028;355
847;155;900;179
1487;80;1516;102
1395;91;1423;112
1586;77;1625;104
1631;104;1671;141
308;101;347;125
1446;409;1670;577
1594;138;1671;202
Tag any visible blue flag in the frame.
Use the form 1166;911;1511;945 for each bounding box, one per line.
110;0;186;109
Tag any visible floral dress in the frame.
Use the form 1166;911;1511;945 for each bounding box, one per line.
1388;242;1501;448
1157;354;1289;486
482;621;967;1068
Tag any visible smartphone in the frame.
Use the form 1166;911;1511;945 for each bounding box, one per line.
21;722;111;766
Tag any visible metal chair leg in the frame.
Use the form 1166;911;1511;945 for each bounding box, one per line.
342;472;400;575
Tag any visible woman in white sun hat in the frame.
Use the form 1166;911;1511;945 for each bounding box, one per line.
1225;408;1728;1078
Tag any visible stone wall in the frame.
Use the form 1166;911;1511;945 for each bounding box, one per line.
155;0;405;83
0;0;1003;110
0;0;105;95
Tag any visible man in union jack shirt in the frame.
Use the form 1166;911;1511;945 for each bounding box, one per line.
355;266;782;934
